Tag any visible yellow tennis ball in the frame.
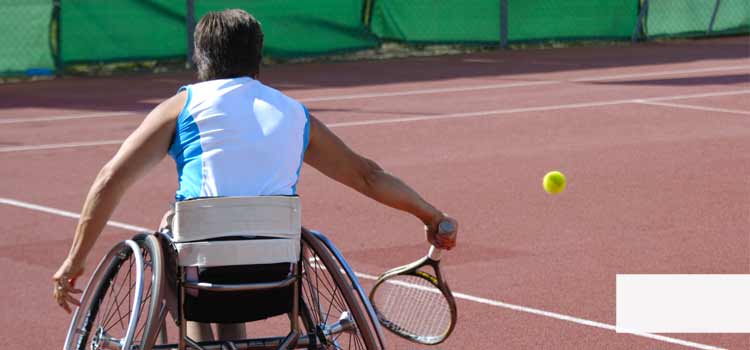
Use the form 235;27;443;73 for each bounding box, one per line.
543;171;566;194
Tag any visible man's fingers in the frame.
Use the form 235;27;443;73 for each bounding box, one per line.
55;292;71;313
65;294;81;306
54;277;84;313
432;240;453;250
61;278;75;289
62;301;72;314
435;238;456;250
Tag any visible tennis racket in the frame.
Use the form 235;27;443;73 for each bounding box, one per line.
369;220;457;345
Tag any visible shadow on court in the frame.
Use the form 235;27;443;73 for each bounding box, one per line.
0;36;747;113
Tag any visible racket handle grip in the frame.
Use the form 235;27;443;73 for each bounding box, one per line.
438;220;455;234
428;221;455;260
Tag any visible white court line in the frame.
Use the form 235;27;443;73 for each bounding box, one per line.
0;111;140;125
0;140;123;153
327;99;628;127
326;89;750;128
572;65;750;82
0;197;150;232
0;197;725;350
2;89;749;153
5;64;749;124
294;64;749;103
645;89;750;102
634;100;750;116
297;80;560;102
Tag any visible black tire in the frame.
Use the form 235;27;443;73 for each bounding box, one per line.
300;229;382;350
64;234;164;350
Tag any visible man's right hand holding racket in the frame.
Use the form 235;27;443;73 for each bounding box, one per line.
426;215;458;250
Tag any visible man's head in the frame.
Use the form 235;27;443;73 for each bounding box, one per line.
193;9;264;81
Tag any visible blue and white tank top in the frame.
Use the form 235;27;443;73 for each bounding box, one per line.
168;77;310;201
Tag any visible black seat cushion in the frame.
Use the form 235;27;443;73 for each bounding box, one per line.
183;263;294;323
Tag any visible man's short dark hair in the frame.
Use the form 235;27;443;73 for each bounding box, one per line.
193;9;264;81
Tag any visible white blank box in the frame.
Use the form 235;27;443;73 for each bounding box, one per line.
616;274;750;333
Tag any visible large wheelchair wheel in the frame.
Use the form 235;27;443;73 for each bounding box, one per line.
64;234;164;350
300;229;384;350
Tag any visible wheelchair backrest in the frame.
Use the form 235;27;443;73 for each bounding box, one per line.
172;196;301;267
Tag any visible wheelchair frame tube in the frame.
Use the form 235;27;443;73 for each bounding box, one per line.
152;335;315;350
178;266;187;350
277;261;300;350
183;275;296;292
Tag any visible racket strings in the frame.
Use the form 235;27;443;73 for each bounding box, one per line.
374;274;451;338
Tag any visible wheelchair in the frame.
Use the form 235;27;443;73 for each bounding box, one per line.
63;196;386;350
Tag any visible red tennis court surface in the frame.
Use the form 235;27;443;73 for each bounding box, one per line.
1;36;749;349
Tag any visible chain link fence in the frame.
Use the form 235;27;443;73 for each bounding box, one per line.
0;0;56;76
634;0;750;39
508;0;636;43
367;0;638;45
368;0;500;44
60;0;186;65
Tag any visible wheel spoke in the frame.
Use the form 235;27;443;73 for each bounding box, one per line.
306;254;347;319
324;281;339;323
105;265;136;332
308;257;348;313
102;261;130;332
101;264;123;328
106;308;134;333
299;233;378;349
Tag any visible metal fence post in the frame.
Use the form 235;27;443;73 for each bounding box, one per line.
707;0;722;35
361;0;374;27
52;0;63;75
631;0;650;42
500;0;508;48
186;0;196;68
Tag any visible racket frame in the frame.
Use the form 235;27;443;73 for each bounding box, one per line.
369;251;457;345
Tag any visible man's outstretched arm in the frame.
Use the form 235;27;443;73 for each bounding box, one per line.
52;91;185;313
303;115;457;249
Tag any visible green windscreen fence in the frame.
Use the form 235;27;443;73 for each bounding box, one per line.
0;0;55;76
369;0;637;44
645;0;750;37
369;0;500;43
2;1;748;76
60;1;186;64
195;0;378;58
508;0;637;41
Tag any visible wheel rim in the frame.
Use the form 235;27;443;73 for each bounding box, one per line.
67;238;158;350
300;236;375;350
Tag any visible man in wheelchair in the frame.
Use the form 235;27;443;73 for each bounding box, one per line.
53;9;457;350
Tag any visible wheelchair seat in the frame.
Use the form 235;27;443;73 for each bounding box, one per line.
169;196;301;323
